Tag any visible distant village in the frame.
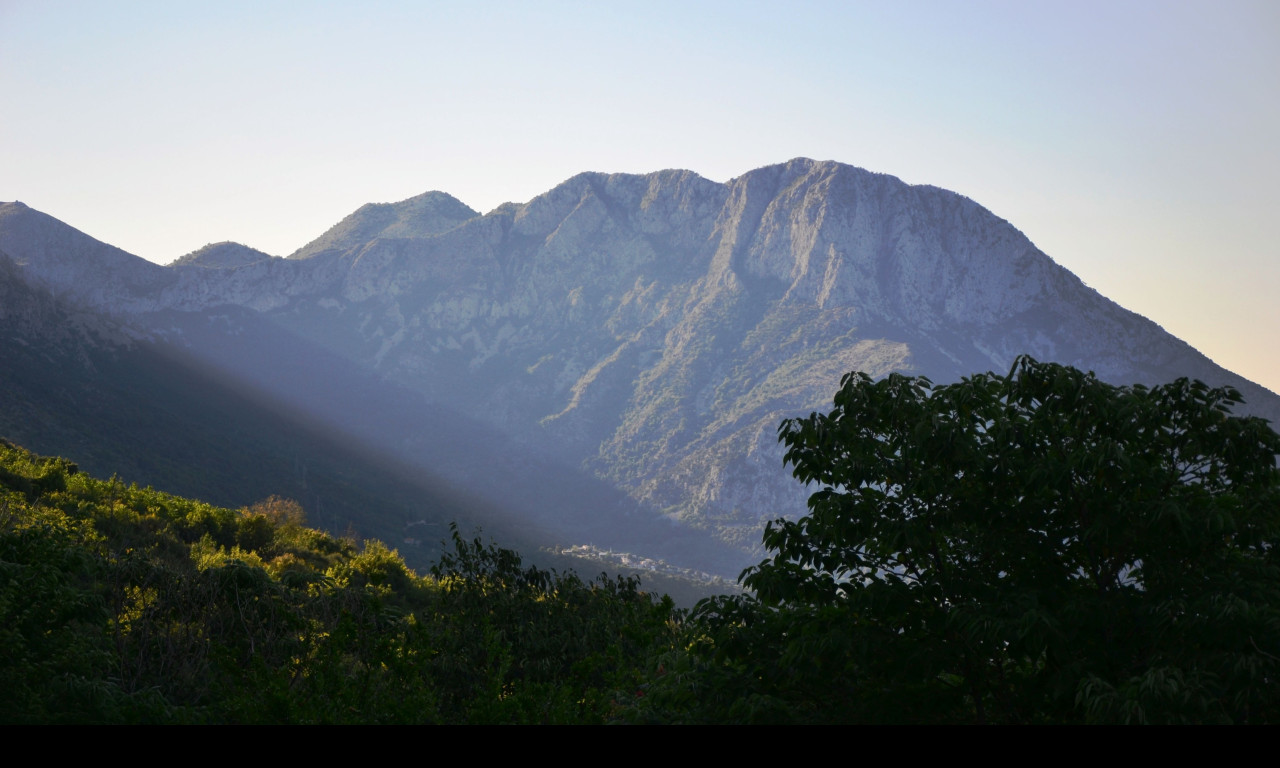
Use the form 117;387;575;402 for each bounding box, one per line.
549;543;738;591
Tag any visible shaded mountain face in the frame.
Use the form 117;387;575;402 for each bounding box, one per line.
0;202;170;310
0;250;495;567
4;159;1276;570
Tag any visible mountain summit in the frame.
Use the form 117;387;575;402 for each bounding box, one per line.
173;242;275;269
289;190;480;260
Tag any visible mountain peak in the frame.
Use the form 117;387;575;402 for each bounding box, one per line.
173;241;276;269
289;190;480;260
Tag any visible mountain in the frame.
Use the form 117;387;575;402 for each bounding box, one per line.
3;159;1276;574
173;241;275;269
289;190;480;260
0;201;170;310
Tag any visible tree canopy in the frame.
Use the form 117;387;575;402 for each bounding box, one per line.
672;356;1280;723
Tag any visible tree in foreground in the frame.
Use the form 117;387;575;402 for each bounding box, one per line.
663;356;1280;723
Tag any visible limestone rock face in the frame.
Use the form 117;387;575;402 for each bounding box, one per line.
4;159;1275;566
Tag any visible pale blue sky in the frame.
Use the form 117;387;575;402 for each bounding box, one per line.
2;1;1277;393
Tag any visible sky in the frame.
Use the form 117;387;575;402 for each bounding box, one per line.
2;0;1277;393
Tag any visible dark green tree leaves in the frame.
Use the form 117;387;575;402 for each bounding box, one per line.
701;356;1280;723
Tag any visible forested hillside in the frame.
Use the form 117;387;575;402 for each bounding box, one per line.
0;439;678;723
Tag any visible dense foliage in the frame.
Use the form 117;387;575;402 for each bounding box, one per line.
8;357;1279;724
633;357;1280;723
0;440;678;723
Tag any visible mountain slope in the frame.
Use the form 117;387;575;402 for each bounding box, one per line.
0;251;535;568
0;201;171;310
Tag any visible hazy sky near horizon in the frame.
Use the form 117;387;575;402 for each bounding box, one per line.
3;1;1277;393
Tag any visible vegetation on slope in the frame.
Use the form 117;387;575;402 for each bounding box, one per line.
6;357;1278;724
0;439;679;723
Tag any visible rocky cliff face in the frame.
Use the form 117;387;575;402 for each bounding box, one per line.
4;159;1274;565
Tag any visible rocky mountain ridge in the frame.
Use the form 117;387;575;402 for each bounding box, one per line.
4;158;1274;566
